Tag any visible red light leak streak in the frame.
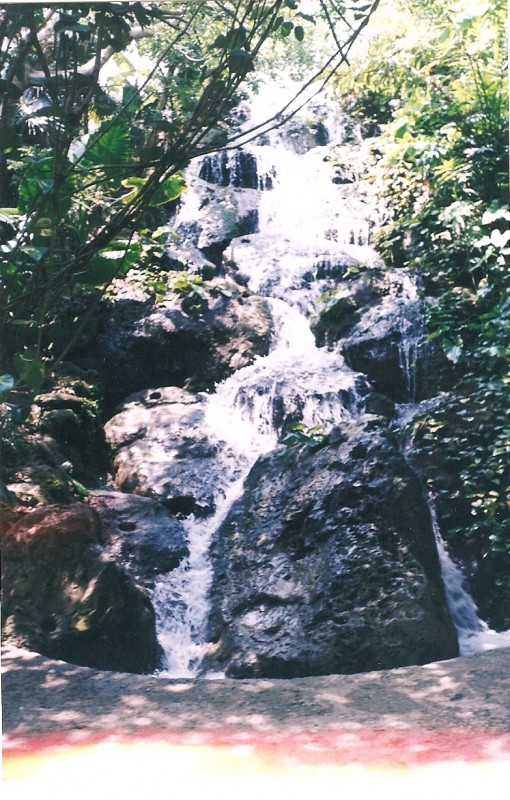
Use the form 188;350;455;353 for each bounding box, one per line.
4;727;510;789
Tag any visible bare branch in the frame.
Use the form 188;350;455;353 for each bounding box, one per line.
25;27;152;84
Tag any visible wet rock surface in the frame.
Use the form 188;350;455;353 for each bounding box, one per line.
87;489;189;591
104;387;249;516
82;281;272;408
1;504;160;674
205;420;458;678
311;268;446;403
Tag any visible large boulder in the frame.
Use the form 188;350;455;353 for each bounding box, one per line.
87;489;189;590
170;151;265;266
82;280;272;409
204;419;458;678
104;387;250;516
1;503;161;673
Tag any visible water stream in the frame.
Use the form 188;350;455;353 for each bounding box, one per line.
151;81;508;677
154;287;364;678
430;501;510;655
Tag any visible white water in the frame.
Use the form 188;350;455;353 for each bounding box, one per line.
154;86;372;677
227;110;384;313
430;502;510;655
154;292;364;677
153;478;246;678
152;81;509;677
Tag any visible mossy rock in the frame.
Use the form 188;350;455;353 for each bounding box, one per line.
28;365;108;482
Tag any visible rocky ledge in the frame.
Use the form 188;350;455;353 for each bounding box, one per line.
3;645;510;737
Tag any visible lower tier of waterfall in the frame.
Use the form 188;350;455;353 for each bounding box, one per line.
153;480;245;678
151;295;365;678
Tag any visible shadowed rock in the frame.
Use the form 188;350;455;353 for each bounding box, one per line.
88;489;189;590
82;282;272;409
204;419;458;678
1;503;161;673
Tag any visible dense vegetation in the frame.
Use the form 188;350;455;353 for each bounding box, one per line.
0;0;378;391
335;0;509;626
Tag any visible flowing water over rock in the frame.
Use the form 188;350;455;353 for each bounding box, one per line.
430;502;510;655
144;86;378;677
110;81;506;677
152;286;366;677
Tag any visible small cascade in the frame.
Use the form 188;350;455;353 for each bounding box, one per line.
386;269;423;404
212;298;364;441
153;292;364;677
153;479;247;678
227;128;384;312
430;501;510;655
150;88;379;677
397;336;418;403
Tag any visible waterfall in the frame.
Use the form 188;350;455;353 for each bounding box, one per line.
152;85;374;677
149;79;508;677
153;290;364;678
152;479;248;678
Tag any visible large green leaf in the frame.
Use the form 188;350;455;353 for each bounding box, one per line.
85;122;130;178
13;349;45;392
121;175;187;206
80;240;141;286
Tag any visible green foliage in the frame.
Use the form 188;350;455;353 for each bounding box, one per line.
172;272;209;317
335;0;509;626
12;349;45;392
121;175;187;207
282;422;327;450
0;1;379;394
317;290;356;323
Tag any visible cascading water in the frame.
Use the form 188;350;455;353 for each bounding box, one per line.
150;79;509;677
153;85;372;677
152;478;248;678
429;501;510;655
153;284;364;678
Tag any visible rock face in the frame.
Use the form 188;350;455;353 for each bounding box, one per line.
104;387;248;516
4;366;108;507
312;268;448;403
204;420;458;678
29;368;107;477
85;281;272;409
172;154;263;266
1;504;161;673
199;150;261;189
87;489;189;590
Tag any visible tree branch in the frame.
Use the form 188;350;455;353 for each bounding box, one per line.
24;26;152;85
